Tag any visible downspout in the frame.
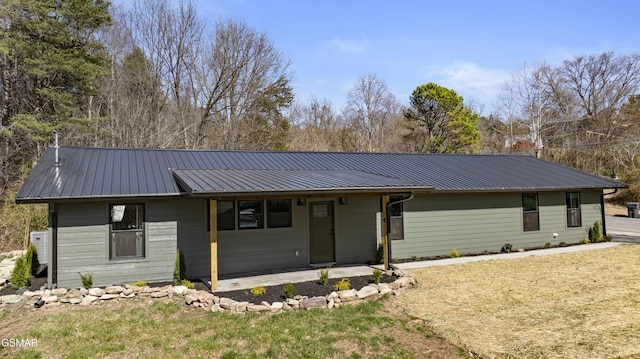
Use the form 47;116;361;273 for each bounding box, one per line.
385;192;415;269
49;204;58;289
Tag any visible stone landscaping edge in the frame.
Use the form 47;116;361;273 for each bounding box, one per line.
0;268;416;313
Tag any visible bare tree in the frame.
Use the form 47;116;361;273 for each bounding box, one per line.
342;74;399;152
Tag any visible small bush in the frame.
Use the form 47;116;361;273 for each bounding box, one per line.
579;238;589;244
250;286;266;296
174;249;187;284
448;249;460;258
603;235;612;242
25;242;40;276
372;268;382;285
131;280;147;287
334;278;351;291
10;256;30;290
559;241;568;247
377;242;384;264
283;283;295;299
501;243;512;253
79;272;93;289
589;221;602;243
181;279;195;289
319;268;330;285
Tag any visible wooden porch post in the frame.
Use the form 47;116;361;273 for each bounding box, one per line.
381;195;390;270
209;199;218;290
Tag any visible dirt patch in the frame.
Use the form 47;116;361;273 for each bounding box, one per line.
605;202;629;216
395;244;640;358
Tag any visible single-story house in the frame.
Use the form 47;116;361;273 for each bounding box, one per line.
15;146;627;290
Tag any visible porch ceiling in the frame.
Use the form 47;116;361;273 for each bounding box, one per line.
172;168;433;197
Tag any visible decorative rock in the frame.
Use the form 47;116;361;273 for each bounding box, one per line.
150;291;168;298
159;284;172;292
247;304;269;312
1;295;22;304
142;286;158;293
22;291;39;298
197;292;215;306
285;298;299;308
210;304;222;312
219;297;237;310
234;301;248;312
120;292;136;299
283;302;292;311
185;294;196;305
377;283;392;295
327;291;338;300
300;296;327;309
337;289;358;302
271;302;283;312
171;285;188;296
42;295;58;304
69;298;82;305
80;295;98;306
100;294;120;300
66;288;83;298
356;286;379;299
104;286;124;294
80;288;89;295
185;289;198;296
44;302;61;308
52;288;68;296
88;288;104;297
327;298;334;309
517;248;525;253
364;293;383;302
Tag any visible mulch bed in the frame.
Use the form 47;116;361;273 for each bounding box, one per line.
0;265;48;296
214;274;396;303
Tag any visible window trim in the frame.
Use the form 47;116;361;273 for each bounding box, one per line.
566;192;582;228
109;203;145;260
522;193;540;232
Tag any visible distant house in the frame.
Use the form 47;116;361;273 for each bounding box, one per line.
16;147;626;290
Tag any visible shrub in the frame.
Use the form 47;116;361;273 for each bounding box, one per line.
589;221;602;243
250;286;266;296
131;280;147;287
283;283;295;299
559;241;568;247
181;279;195;289
376;242;384;264
501;243;512;253
10;256;30;290
318;268;329;285
448;249;460;258
544;242;552;249
334;278;350;291
372;268;382;285
174;249;187;284
603;235;612;242
579;238;589;244
25;242;40;276
79;272;93;289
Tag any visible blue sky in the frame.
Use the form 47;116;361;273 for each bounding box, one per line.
192;1;639;114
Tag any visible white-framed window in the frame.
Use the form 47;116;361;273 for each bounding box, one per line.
522;193;539;232
566;192;582;228
389;196;404;240
110;204;145;259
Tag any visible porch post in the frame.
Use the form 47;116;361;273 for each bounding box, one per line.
381;195;390;270
209;199;218;290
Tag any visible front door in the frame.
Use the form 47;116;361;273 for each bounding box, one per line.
309;201;335;264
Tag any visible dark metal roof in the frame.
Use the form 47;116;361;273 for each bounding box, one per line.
15;146;628;203
172;169;432;196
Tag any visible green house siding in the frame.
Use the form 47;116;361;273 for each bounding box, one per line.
391;190;603;259
53;200;177;288
334;197;378;264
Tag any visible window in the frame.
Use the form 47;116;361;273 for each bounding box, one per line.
522;193;539;232
267;200;292;228
238;200;264;229
110;204;144;259
313;204;329;218
389;196;404;240
217;200;235;230
566;192;582;228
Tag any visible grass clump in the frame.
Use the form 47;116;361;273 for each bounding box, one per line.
131;280;147;287
318;268;329;285
580;238;589;244
250;286;266;296
79;273;93;289
372;268;382;285
501;243;513;253
544;242;552;248
283;283;295;299
448;249;460;258
334;278;350;291
180;279;195;289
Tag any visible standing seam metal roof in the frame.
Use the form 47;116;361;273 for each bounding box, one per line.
15;146;628;203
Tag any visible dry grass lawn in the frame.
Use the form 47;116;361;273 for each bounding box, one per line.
395;244;640;358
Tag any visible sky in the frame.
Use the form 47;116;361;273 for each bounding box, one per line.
183;1;639;115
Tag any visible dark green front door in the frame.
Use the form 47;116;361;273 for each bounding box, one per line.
309;201;335;264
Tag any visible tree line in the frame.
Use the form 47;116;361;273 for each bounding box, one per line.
1;0;640;250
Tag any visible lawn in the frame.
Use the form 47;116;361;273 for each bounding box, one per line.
0;296;465;358
395;244;640;358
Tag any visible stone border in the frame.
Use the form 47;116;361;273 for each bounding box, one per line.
0;268;416;313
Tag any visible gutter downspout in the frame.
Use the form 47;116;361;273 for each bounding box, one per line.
385;192;415;269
